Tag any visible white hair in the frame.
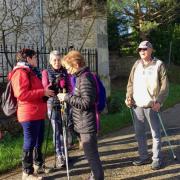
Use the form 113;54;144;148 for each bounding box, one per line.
49;50;61;62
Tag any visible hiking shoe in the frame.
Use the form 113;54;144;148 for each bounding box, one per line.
87;172;95;180
57;155;66;168
133;157;151;166
151;160;162;170
33;164;53;174
22;172;43;180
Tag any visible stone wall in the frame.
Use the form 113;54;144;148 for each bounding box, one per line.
109;51;137;79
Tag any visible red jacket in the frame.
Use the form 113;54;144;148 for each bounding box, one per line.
9;67;47;122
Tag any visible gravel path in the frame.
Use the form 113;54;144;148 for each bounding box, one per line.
0;105;180;180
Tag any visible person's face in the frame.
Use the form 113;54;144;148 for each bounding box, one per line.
138;47;152;61
50;55;61;70
27;55;38;67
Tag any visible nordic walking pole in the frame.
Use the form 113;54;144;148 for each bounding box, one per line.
130;107;135;124
44;98;55;164
61;102;70;180
157;112;177;160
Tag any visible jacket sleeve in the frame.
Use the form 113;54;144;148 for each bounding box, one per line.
12;70;45;102
42;69;49;88
156;63;169;104
64;73;96;110
126;61;139;99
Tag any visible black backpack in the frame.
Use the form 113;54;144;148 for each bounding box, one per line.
1;68;29;116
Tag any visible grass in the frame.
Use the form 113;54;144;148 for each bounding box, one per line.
1;65;180;174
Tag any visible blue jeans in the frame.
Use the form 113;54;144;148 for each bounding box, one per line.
21;120;45;173
21;120;44;151
132;107;161;162
48;104;64;156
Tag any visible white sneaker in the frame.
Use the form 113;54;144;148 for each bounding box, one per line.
57;155;65;168
33;164;53;174
22;172;43;180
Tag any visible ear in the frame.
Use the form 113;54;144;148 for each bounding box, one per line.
26;56;31;63
75;63;80;69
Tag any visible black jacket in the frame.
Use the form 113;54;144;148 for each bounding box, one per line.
64;67;97;134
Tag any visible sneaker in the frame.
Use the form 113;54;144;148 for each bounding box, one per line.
57;155;65;168
133;157;152;166
87;172;95;180
33;164;53;174
22;172;43;180
151;160;162;170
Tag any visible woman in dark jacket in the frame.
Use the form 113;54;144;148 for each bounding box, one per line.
58;50;104;180
10;48;54;180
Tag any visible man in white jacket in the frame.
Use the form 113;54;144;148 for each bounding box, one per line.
125;41;169;170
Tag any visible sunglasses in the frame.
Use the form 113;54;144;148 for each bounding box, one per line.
138;48;148;52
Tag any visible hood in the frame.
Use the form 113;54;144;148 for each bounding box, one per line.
8;66;30;80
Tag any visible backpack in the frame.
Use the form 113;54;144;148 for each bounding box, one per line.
1;80;17;116
82;72;106;112
92;74;106;112
1;68;29;116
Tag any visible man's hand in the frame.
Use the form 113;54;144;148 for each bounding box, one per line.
152;102;161;112
57;93;67;102
125;97;134;108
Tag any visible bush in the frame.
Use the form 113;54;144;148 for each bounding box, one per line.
107;91;125;113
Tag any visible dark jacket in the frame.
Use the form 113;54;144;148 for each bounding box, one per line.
64;67;97;134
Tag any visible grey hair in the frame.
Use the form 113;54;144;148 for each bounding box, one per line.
49;50;61;62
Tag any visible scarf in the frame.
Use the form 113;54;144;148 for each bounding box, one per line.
47;65;69;90
15;61;42;79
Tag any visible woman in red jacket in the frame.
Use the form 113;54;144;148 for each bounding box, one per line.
9;48;54;180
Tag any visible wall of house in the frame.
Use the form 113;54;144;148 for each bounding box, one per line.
0;1;111;96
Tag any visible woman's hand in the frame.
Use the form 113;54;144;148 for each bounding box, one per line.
44;86;55;97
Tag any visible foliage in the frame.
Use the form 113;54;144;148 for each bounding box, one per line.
107;90;124;113
149;24;180;65
107;13;120;50
107;0;179;36
107;0;180;53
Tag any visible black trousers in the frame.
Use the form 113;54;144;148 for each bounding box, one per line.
80;133;104;180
